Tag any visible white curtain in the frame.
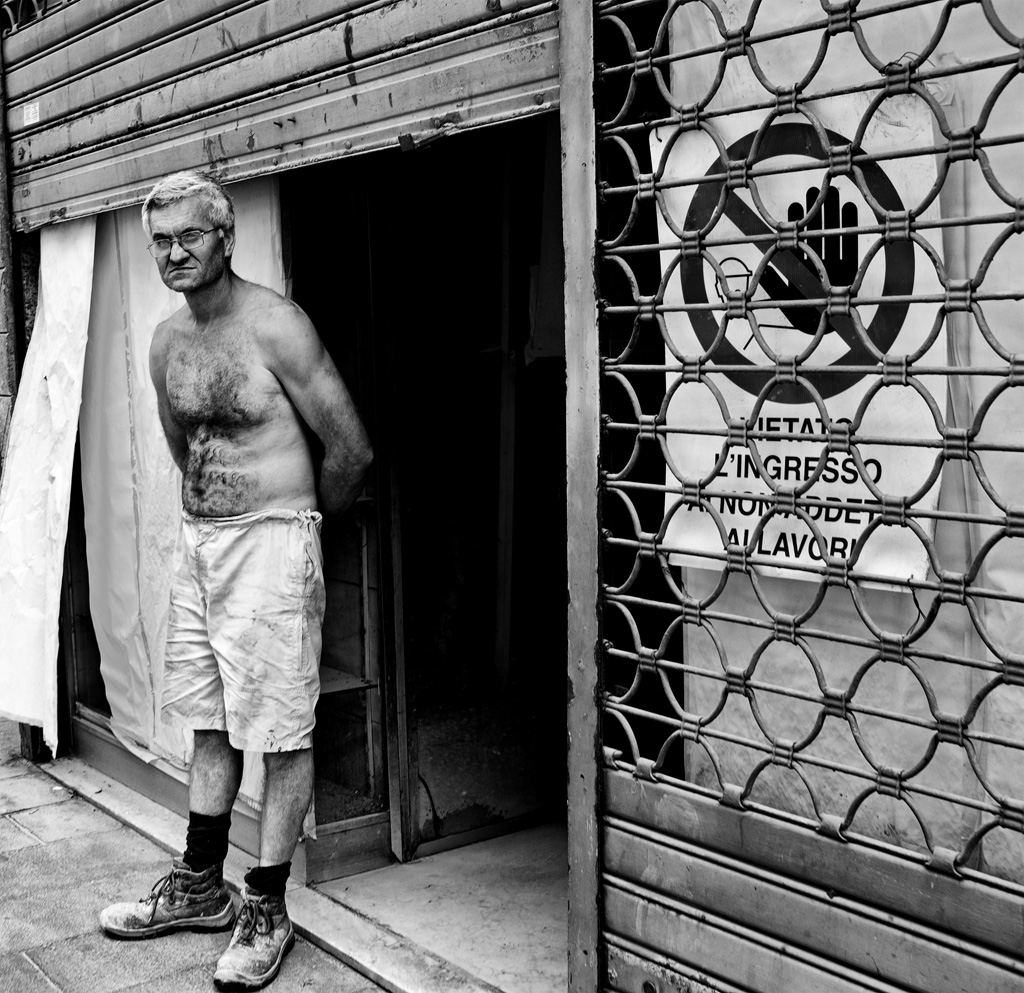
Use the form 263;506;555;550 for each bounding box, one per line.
0;177;285;800
0;217;97;749
79;178;286;809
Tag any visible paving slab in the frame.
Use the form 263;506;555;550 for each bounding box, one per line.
0;951;63;993
272;938;386;992
0;758;31;782
0;774;74;814
0;825;172;954
116;962;216;993
109;938;384;993
25;927;233;993
0;814;40;854
10;796;123;843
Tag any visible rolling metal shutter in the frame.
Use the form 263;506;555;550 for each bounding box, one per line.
3;0;558;230
592;1;1024;990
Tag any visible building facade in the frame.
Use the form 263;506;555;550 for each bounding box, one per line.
2;1;1024;991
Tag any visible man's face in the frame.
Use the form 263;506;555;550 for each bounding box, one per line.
147;198;234;293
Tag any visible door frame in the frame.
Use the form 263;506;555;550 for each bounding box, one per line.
561;3;602;992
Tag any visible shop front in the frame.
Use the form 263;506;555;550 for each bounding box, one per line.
5;2;1024;992
0;2;570;989
45;113;567;885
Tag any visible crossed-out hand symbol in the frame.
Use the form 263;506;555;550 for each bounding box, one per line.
770;185;859;336
682;122;913;401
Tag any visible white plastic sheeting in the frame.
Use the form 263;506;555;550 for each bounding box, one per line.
0;217;96;749
0;178;285;804
80;178;285;810
80;206;183;764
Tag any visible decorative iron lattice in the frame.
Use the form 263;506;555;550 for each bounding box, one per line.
2;0;76;35
596;0;1024;888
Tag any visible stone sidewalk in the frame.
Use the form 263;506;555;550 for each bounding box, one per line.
0;719;382;993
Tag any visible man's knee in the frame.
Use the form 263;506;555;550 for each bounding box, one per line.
193;729;237;757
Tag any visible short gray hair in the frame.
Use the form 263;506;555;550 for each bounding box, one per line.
141;171;235;239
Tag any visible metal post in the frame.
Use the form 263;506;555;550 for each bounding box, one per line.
0;37;17;476
561;2;601;991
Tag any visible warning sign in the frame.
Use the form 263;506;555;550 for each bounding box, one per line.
651;98;947;584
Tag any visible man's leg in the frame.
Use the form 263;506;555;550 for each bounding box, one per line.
259;748;313;864
190;729;244;814
237;748;313;896
214;749;310;988
99;728;240;939
182;729;243;872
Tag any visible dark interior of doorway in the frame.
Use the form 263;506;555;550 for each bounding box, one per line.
282;113;567;855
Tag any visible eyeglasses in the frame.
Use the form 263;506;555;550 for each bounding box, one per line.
147;228;218;258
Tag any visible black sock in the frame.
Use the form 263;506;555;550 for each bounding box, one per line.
182;810;232;872
244;862;291;898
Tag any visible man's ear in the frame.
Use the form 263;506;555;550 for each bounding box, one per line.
222;227;236;260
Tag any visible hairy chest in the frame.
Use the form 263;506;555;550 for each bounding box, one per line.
165;333;274;432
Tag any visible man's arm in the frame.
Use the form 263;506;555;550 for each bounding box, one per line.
149;323;188;473
263;305;373;515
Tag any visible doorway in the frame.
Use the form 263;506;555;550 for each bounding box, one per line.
56;114;567;886
283;112;567;865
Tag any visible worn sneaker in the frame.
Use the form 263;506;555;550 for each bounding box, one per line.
213;886;295;990
100;859;235;939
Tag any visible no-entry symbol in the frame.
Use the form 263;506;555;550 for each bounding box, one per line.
681;123;915;402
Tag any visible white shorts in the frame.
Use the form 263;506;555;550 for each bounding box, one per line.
160;508;326;752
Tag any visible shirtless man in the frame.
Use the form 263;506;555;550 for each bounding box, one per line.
99;171;372;990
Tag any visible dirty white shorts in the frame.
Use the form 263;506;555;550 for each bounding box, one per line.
161;508;326;752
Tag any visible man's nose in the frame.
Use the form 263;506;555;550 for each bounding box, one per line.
168;240;190;262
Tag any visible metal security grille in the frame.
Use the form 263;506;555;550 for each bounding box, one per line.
595;0;1024;958
2;0;75;34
